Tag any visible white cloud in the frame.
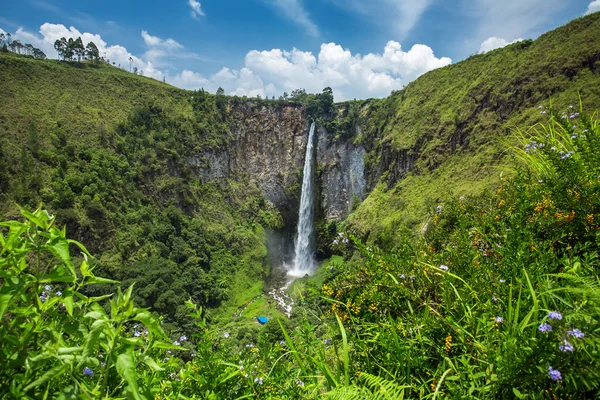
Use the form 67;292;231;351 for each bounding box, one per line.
172;41;451;101
269;0;320;37
188;0;205;19
1;22;451;101
585;0;600;14
478;37;523;53
331;0;433;39
5;23;163;78
141;30;182;49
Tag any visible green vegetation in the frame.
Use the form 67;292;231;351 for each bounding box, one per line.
2;12;600;399
345;12;600;243
2;106;599;398
0;51;284;331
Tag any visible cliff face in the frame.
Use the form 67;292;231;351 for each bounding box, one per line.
192;102;368;224
317;124;367;221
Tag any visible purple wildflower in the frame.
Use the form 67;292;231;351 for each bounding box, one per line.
399;274;406;279
173;341;180;346
499;279;506;283
180;335;187;342
567;328;584;339
559;340;574;352
83;367;94;377
296;379;305;387
548;311;562;320
538;323;553;333
40;292;47;303
440;265;449;271
495;316;504;323
44;285;52;291
223;332;230;338
134;331;141;337
548;366;562;381
436;205;443;214
55;291;62;296
333;239;339;245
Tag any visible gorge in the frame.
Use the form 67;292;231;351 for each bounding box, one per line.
1;11;600;398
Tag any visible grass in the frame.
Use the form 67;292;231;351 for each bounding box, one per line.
339;12;600;243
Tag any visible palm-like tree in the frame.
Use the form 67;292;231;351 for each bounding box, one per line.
129;56;133;72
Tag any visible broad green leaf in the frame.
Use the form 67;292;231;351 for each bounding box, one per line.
67;239;91;256
81;320;106;360
86;276;119;285
39;265;76;283
57;347;83;355
0;293;12;320
23;364;68;392
152;341;187;351
47;237;76;277
84;311;106;320
142;355;164;372
18;205;46;229
63;291;74;317
116;347;142;400
133;311;166;338
512;388;526;399
80;255;91;278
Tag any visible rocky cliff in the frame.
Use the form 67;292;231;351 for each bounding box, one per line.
191;102;368;225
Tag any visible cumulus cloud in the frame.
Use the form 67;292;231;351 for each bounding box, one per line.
172;41;451;101
478;37;523;53
269;0;320;37
2;22;451;101
4;23;164;78
188;0;205;19
585;0;600;14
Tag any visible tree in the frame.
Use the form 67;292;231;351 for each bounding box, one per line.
54;38;67;60
129;56;133;72
216;87;225;96
290;88;308;103
24;43;34;56
133;66;138;74
85;42;99;62
73;37;85;61
66;37;75;61
32;48;46;59
282;92;289;100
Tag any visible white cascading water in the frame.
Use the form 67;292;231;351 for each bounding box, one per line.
287;122;316;278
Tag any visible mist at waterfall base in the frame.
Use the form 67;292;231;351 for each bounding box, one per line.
286;122;317;279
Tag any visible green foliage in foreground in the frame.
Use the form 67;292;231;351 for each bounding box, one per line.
2;109;599;399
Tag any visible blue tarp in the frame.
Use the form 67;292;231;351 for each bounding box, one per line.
257;316;269;325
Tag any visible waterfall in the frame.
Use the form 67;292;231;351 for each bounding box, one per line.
288;122;316;277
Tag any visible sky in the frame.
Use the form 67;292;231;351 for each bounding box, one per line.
1;0;599;101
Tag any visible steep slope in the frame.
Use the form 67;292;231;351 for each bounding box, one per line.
344;12;600;246
1;13;600;327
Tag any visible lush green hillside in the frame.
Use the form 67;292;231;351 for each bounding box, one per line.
1;11;600;334
0;51;286;331
1;12;600;400
345;12;600;246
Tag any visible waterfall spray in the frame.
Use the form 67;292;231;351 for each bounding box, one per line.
288;122;316;277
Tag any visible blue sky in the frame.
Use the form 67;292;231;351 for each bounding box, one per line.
2;0;598;100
